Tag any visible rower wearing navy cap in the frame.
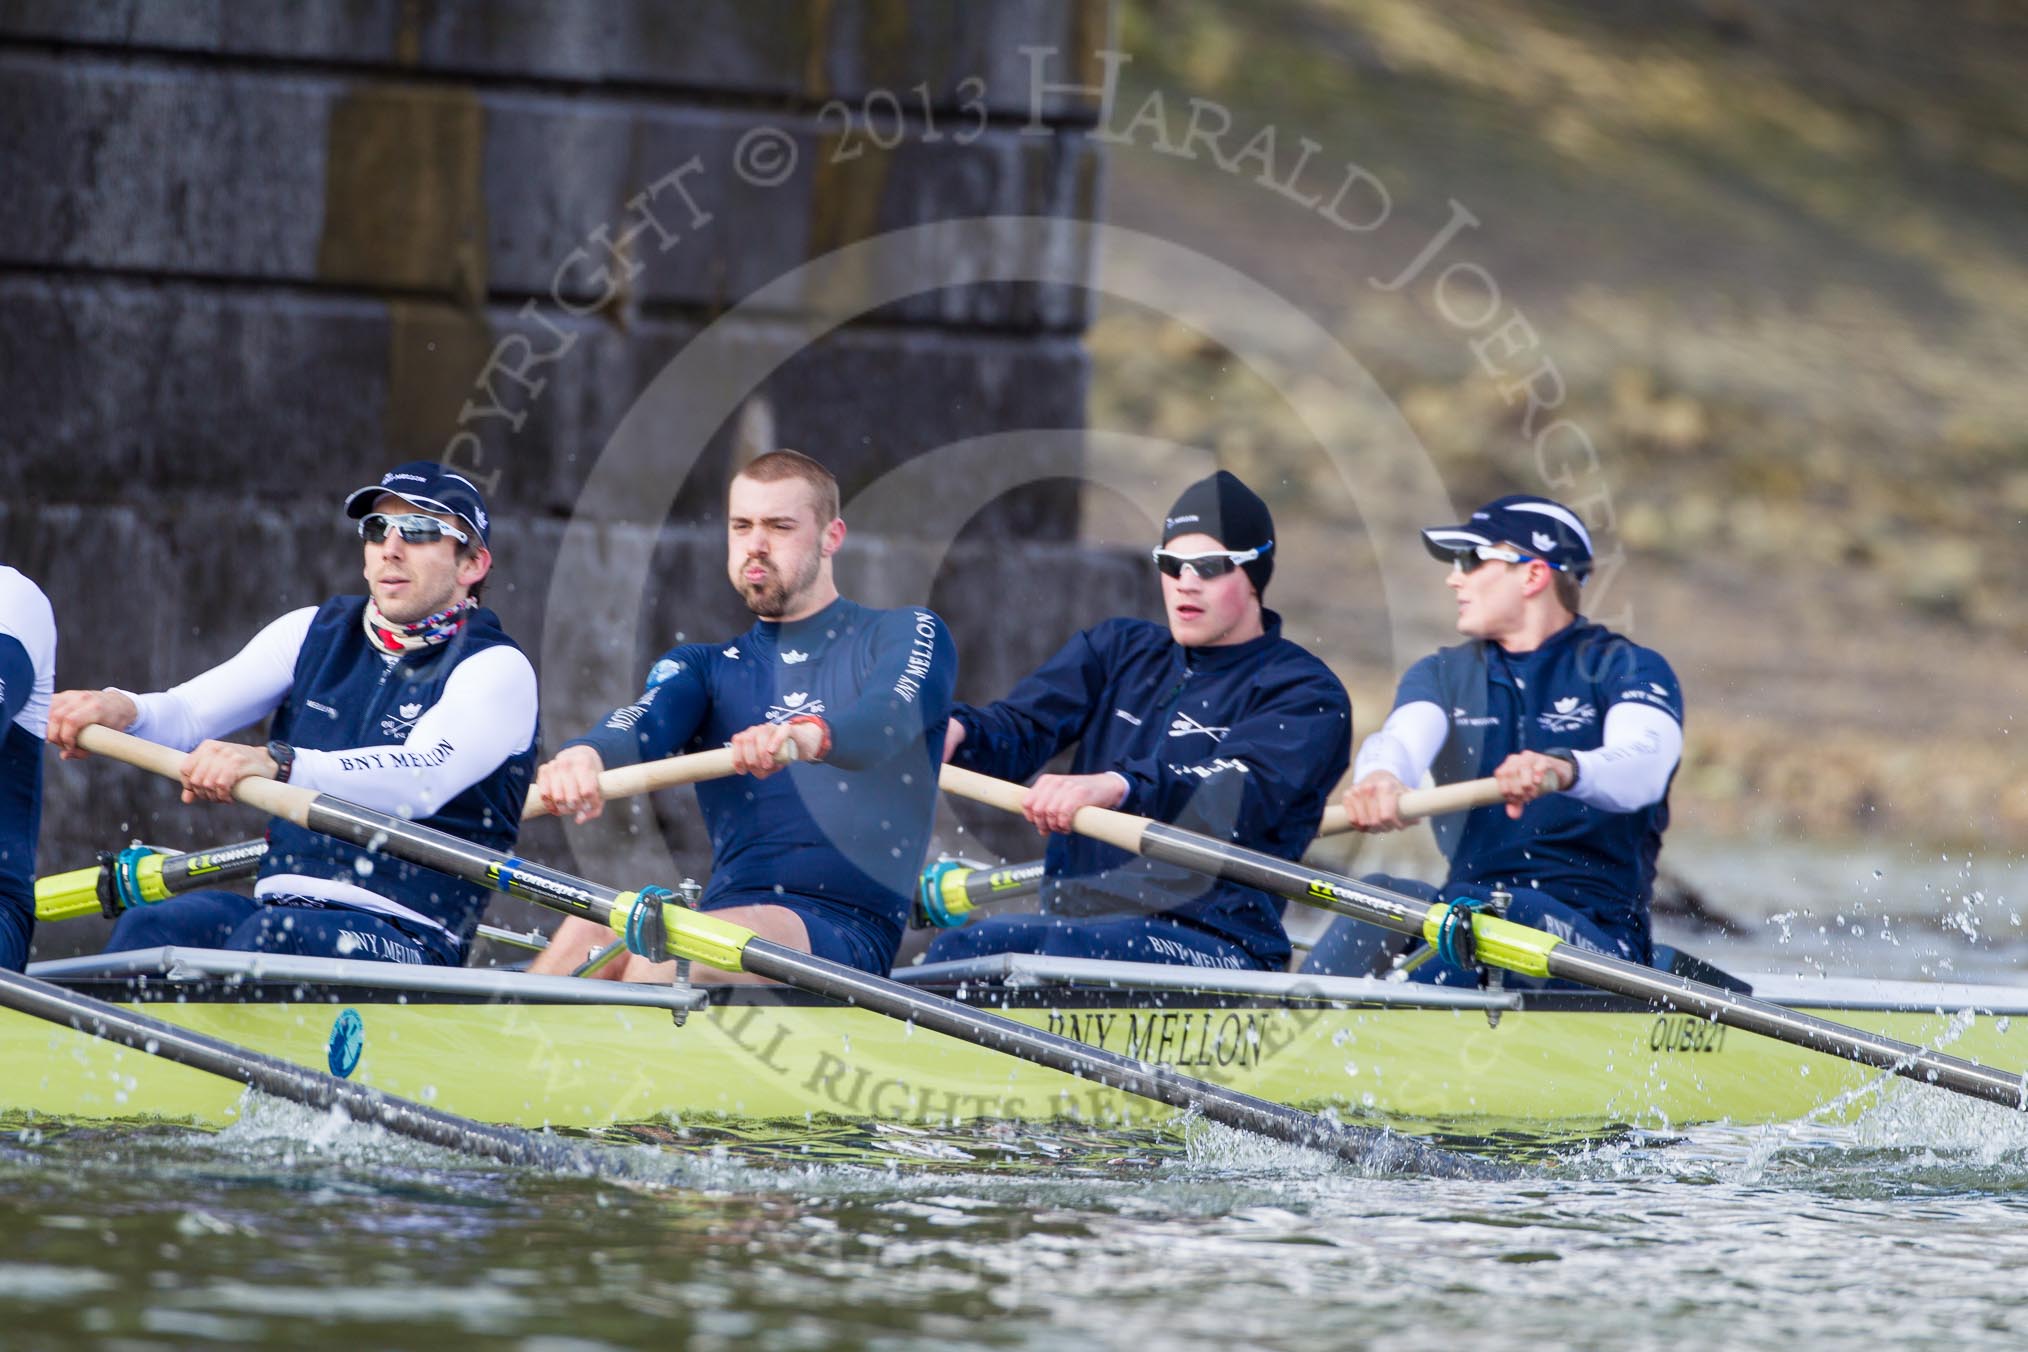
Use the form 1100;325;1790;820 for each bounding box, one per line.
928;469;1351;971
1302;493;1683;985
47;462;537;966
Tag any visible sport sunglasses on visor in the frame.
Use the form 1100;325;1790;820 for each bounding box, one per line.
357;512;471;546
1150;544;1269;580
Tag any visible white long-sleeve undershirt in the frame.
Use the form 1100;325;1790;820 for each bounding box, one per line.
1353;700;1682;813
119;606;537;822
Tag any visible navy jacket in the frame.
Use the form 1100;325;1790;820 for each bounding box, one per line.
1402;618;1681;953
951;613;1351;966
570;598;956;961
266;598;536;961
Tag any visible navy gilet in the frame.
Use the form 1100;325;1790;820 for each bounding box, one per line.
1408;619;1680;944
264;597;535;956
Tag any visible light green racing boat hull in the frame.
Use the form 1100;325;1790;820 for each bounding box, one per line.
6;982;2020;1135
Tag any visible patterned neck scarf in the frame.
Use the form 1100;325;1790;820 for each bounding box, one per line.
363;595;475;657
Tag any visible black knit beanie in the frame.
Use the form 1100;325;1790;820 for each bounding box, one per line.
1161;470;1275;596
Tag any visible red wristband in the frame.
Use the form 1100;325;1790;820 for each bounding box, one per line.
786;714;831;761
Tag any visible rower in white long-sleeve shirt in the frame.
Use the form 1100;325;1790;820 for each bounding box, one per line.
47;463;537;967
1304;493;1683;987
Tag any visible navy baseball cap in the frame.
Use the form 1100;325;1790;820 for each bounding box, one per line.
343;461;491;545
1421;494;1593;577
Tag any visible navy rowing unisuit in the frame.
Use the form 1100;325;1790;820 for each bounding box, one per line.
0;567;56;972
936;612;1351;969
569;598;956;973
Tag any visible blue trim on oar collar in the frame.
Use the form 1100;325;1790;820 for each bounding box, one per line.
1434;895;1482;970
624;884;679;959
112;845;170;911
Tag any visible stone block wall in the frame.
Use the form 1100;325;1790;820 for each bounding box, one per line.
0;1;1143;958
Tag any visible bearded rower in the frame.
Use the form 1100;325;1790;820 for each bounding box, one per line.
528;450;956;982
47;463;537;967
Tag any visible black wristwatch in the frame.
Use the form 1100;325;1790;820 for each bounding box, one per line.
1542;747;1579;789
267;739;297;784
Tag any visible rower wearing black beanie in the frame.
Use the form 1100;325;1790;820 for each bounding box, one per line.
1160;468;1276;598
929;470;1351;972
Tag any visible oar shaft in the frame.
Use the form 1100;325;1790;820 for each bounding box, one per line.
158;838;268;890
0;967;577;1169
962;861;1047;907
1136;820;2028;1111
37;839;269;923
915;858;1047;927
308;795;628;928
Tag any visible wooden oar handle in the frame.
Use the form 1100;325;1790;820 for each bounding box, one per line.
1317;770;1565;837
937;764;1150;856
522;741;797;819
76;724;316;827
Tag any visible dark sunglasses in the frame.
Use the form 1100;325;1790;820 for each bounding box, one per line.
1150;546;1264;580
357;512;470;546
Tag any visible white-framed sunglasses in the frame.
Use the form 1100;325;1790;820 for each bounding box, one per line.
1446;544;1568;575
357;512;471;546
1150;544;1269;580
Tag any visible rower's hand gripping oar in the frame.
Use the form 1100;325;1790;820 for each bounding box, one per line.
1315;776;1511;837
939;763;2028;1113
74;725;1500;1179
520;742;797;821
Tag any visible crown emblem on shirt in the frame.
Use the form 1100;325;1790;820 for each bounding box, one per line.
1553;696;1579;713
723;646;740;659
399;702;422;719
782;649;809;664
782;691;809;708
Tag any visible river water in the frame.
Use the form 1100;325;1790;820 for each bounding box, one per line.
7;842;2028;1350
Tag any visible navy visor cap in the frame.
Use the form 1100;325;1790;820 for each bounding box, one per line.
1420;494;1593;577
344;461;491;545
